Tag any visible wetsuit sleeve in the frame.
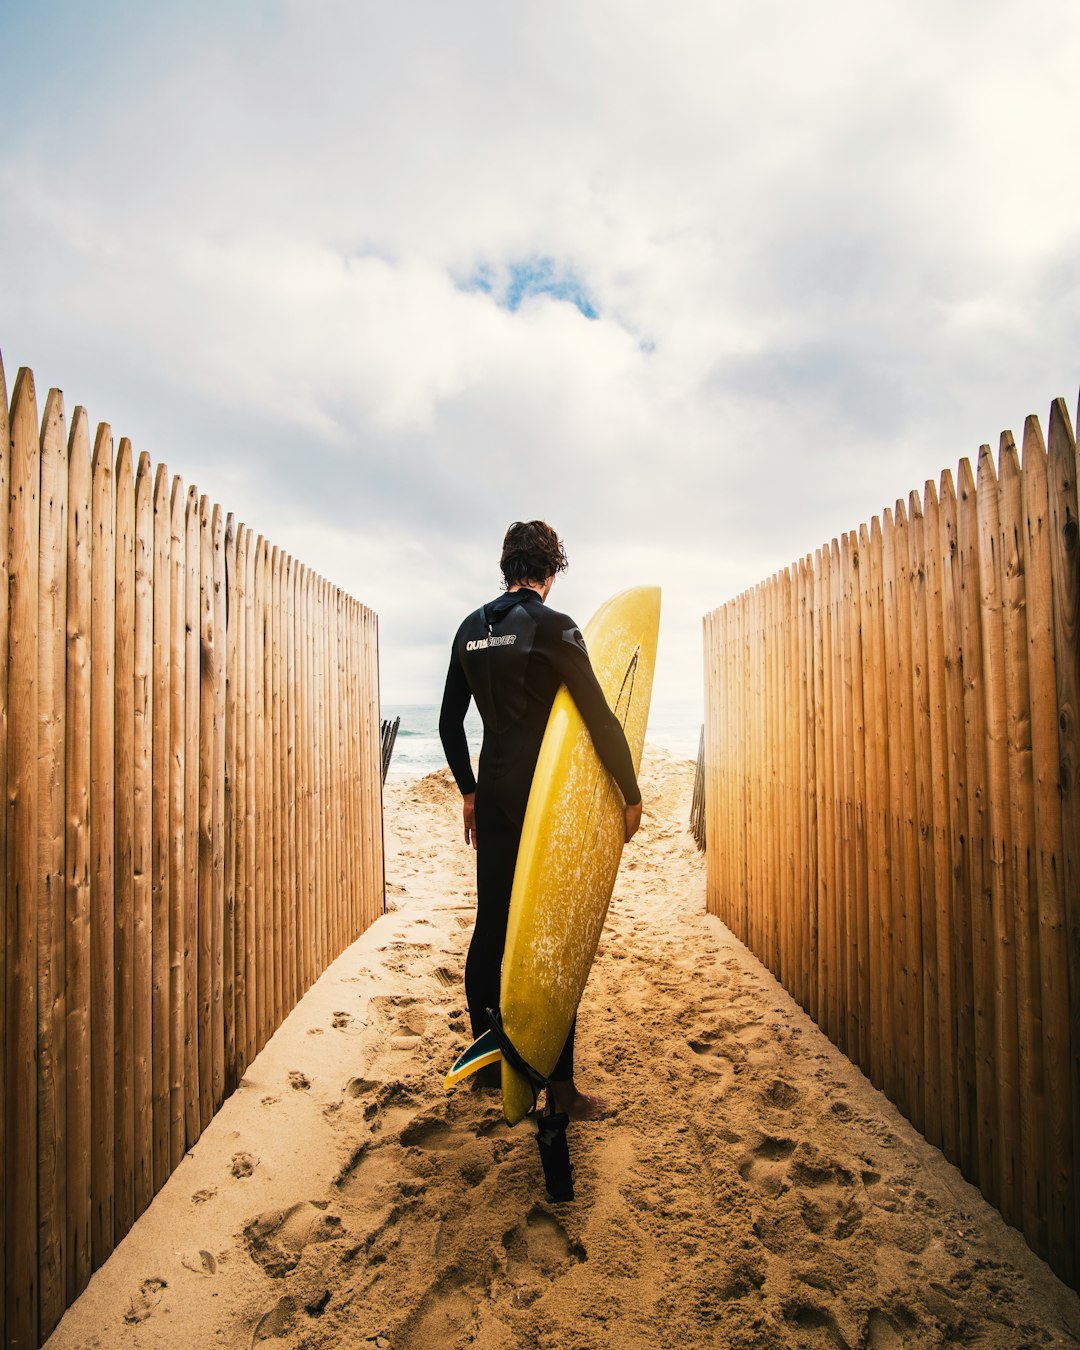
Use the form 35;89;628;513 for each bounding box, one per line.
439;649;477;796
546;626;641;807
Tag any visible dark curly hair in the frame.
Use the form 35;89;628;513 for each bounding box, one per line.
499;520;568;588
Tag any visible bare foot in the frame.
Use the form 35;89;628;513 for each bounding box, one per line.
547;1081;611;1121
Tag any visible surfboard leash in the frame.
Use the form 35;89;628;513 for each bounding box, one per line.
485;1008;575;1203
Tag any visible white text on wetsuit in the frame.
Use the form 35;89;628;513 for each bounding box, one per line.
465;635;518;651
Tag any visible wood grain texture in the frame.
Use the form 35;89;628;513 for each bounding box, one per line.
183;485;200;1145
37;386;68;1338
89;424;116;1266
998;433;1043;1251
1046;398;1079;1285
197;496;213;1129
168;477;187;1170
977;444;1020;1225
958;456;997;1203
151;463;171;1195
211;505;225;1111
1025;412;1073;1283
113;438;135;1243
7;368;40;1347
65;407;92;1303
132;451;153;1220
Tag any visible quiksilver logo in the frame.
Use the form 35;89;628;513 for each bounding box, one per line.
466;635;517;651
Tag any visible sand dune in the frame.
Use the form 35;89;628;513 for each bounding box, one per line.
49;748;1080;1348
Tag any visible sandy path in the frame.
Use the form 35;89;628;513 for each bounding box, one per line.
49;749;1080;1348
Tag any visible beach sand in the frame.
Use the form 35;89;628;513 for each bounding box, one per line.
49;748;1080;1349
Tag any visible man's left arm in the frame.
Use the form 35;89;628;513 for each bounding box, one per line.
547;623;642;830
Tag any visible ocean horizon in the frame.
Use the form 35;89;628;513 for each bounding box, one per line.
381;700;703;780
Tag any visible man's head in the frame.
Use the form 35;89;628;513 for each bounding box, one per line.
500;520;568;591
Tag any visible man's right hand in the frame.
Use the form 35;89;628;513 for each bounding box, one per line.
463;792;477;849
624;801;642;843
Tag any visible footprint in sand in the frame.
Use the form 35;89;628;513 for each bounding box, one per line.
396;1271;477;1349
123;1277;167;1324
761;1078;800;1110
231;1152;257;1179
686;1034;736;1087
399;1116;474;1153
288;1070;312;1090
787;1151;862;1240
781;1299;847;1348
243;1201;344;1279
253;1294;297;1341
344;1076;379;1098
738;1136;796;1198
503;1206;586;1290
332;1011;352;1029
191;1187;216;1204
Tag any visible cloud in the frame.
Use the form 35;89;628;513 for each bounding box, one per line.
2;0;1079;715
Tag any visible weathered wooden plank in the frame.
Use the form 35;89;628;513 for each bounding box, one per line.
819;544;838;1046
6;366;40;1347
132;451;153;1220
211;505;225;1111
836;538;855;1059
939;469;977;1180
270;547;283;1024
958;456;998;1203
283;556;296;1010
811;554;826;1029
168;477;187;1169
894;499;923;1130
996;431;1044;1252
924;478;959;1165
795;561;809;1014
243;531;257;1065
89;423;116;1265
845;533;870;1074
113;437;135;1243
183;485;200;1145
297;566;310;990
65;407;92;1303
230;520;245;1083
1024;410;1073;1284
151;463;171;1196
304;570;317;981
866;520;888;1093
1045;397;1079;1284
881;508;904;1108
253;539;267;1051
197;496;214;1129
908;489;938;1145
37;386;68;1338
856;526;880;1084
977;444;1020;1225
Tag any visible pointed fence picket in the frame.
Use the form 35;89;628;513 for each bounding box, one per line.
702;394;1080;1290
0;350;385;1348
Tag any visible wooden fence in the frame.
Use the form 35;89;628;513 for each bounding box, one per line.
702;395;1079;1290
0;352;386;1348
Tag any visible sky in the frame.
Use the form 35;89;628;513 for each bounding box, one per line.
1;0;1078;717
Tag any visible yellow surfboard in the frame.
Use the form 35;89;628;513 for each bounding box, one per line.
444;586;660;1124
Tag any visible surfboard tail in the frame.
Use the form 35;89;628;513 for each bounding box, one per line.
443;1028;503;1090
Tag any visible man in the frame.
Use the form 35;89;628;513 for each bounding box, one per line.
439;520;642;1122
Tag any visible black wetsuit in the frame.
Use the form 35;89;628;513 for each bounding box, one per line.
439;586;641;1080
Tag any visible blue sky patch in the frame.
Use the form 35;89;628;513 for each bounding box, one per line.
462;257;598;319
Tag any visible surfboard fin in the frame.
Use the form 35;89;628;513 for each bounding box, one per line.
443;1029;503;1090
